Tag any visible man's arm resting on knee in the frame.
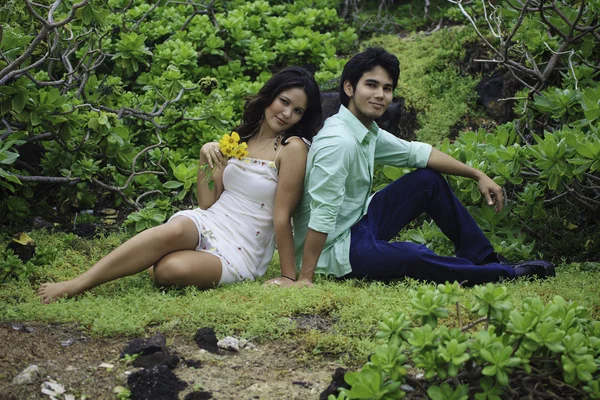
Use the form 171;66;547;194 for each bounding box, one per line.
297;228;328;284
426;148;504;212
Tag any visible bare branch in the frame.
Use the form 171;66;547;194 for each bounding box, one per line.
25;72;65;86
136;190;164;204
14;160;39;175
538;2;569;41
24;0;49;25
91;178;141;209
8;173;81;184
47;0;64;25
0;25;51;84
49;0;90;29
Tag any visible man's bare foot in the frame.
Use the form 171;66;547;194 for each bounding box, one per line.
38;281;81;304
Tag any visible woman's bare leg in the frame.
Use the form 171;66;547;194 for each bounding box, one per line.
38;217;199;303
152;250;223;289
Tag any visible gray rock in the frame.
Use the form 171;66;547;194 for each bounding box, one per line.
400;384;415;393
246;382;271;393
12;365;39;385
217;336;239;351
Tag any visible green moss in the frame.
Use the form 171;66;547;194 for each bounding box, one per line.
2;229;599;363
364;27;480;143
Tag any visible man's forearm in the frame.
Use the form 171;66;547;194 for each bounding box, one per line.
426;148;485;180
298;228;327;282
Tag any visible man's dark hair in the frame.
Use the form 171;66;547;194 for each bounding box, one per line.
339;47;400;107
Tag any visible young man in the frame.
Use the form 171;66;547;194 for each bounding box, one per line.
287;47;554;287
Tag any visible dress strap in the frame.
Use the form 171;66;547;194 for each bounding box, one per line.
274;136;311;165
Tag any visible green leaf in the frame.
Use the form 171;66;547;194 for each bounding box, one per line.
382;165;403;181
88;118;99;129
163;181;184;189
12;94;27;114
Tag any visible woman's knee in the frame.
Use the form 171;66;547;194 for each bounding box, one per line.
151;217;197;249
153;256;183;286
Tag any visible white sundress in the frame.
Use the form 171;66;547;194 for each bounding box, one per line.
169;156;279;284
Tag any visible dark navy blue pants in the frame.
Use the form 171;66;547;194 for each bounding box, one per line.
347;168;516;284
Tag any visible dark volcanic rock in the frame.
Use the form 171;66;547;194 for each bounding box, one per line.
183;391;213;399
476;70;522;123
184;358;202;368
7;233;36;263
319;367;350;400
72;223;96;238
193;327;220;354
127;365;187;400
133;351;180;370
120;332;168;358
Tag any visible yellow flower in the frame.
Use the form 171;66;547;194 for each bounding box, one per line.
233;142;248;159
221;144;235;157
219;131;241;149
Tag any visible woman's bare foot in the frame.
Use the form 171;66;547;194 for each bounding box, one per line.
38;281;82;304
147;266;156;282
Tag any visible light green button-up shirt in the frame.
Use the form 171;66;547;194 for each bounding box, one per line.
293;105;433;277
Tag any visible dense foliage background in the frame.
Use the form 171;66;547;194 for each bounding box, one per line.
0;0;599;263
1;1;600;398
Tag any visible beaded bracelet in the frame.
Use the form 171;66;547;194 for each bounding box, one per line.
281;275;297;282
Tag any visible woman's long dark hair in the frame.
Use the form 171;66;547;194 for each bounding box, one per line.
236;66;322;145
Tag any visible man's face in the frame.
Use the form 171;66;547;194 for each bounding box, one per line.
344;66;394;127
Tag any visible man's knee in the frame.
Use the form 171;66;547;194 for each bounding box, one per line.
383;168;445;197
411;167;444;184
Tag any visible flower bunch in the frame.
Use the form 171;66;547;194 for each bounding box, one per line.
219;131;248;160
200;131;248;191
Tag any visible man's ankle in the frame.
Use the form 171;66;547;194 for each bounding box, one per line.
479;252;510;265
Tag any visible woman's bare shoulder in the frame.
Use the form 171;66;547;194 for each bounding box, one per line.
276;137;309;170
282;137;310;152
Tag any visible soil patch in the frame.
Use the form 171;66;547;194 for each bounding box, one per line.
0;323;344;399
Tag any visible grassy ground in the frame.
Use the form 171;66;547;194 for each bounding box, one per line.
2;229;599;366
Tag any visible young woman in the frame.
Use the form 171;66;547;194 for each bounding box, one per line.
38;67;322;303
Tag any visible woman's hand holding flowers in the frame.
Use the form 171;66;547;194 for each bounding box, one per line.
200;142;225;169
199;132;249;191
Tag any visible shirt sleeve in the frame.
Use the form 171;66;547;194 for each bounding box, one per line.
374;129;432;168
307;136;352;234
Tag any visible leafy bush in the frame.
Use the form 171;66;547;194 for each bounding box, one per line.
374;0;600;262
0;0;357;223
330;282;600;399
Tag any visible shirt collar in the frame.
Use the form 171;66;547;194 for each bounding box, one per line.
338;105;379;143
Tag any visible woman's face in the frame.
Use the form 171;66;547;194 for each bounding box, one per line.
262;87;308;135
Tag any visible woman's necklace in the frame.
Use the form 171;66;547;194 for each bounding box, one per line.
255;132;283;152
273;132;283;151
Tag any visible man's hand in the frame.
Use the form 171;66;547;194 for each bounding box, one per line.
427;148;504;213
477;174;504;213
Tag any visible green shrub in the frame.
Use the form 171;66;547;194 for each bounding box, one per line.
331;283;600;399
0;0;356;223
